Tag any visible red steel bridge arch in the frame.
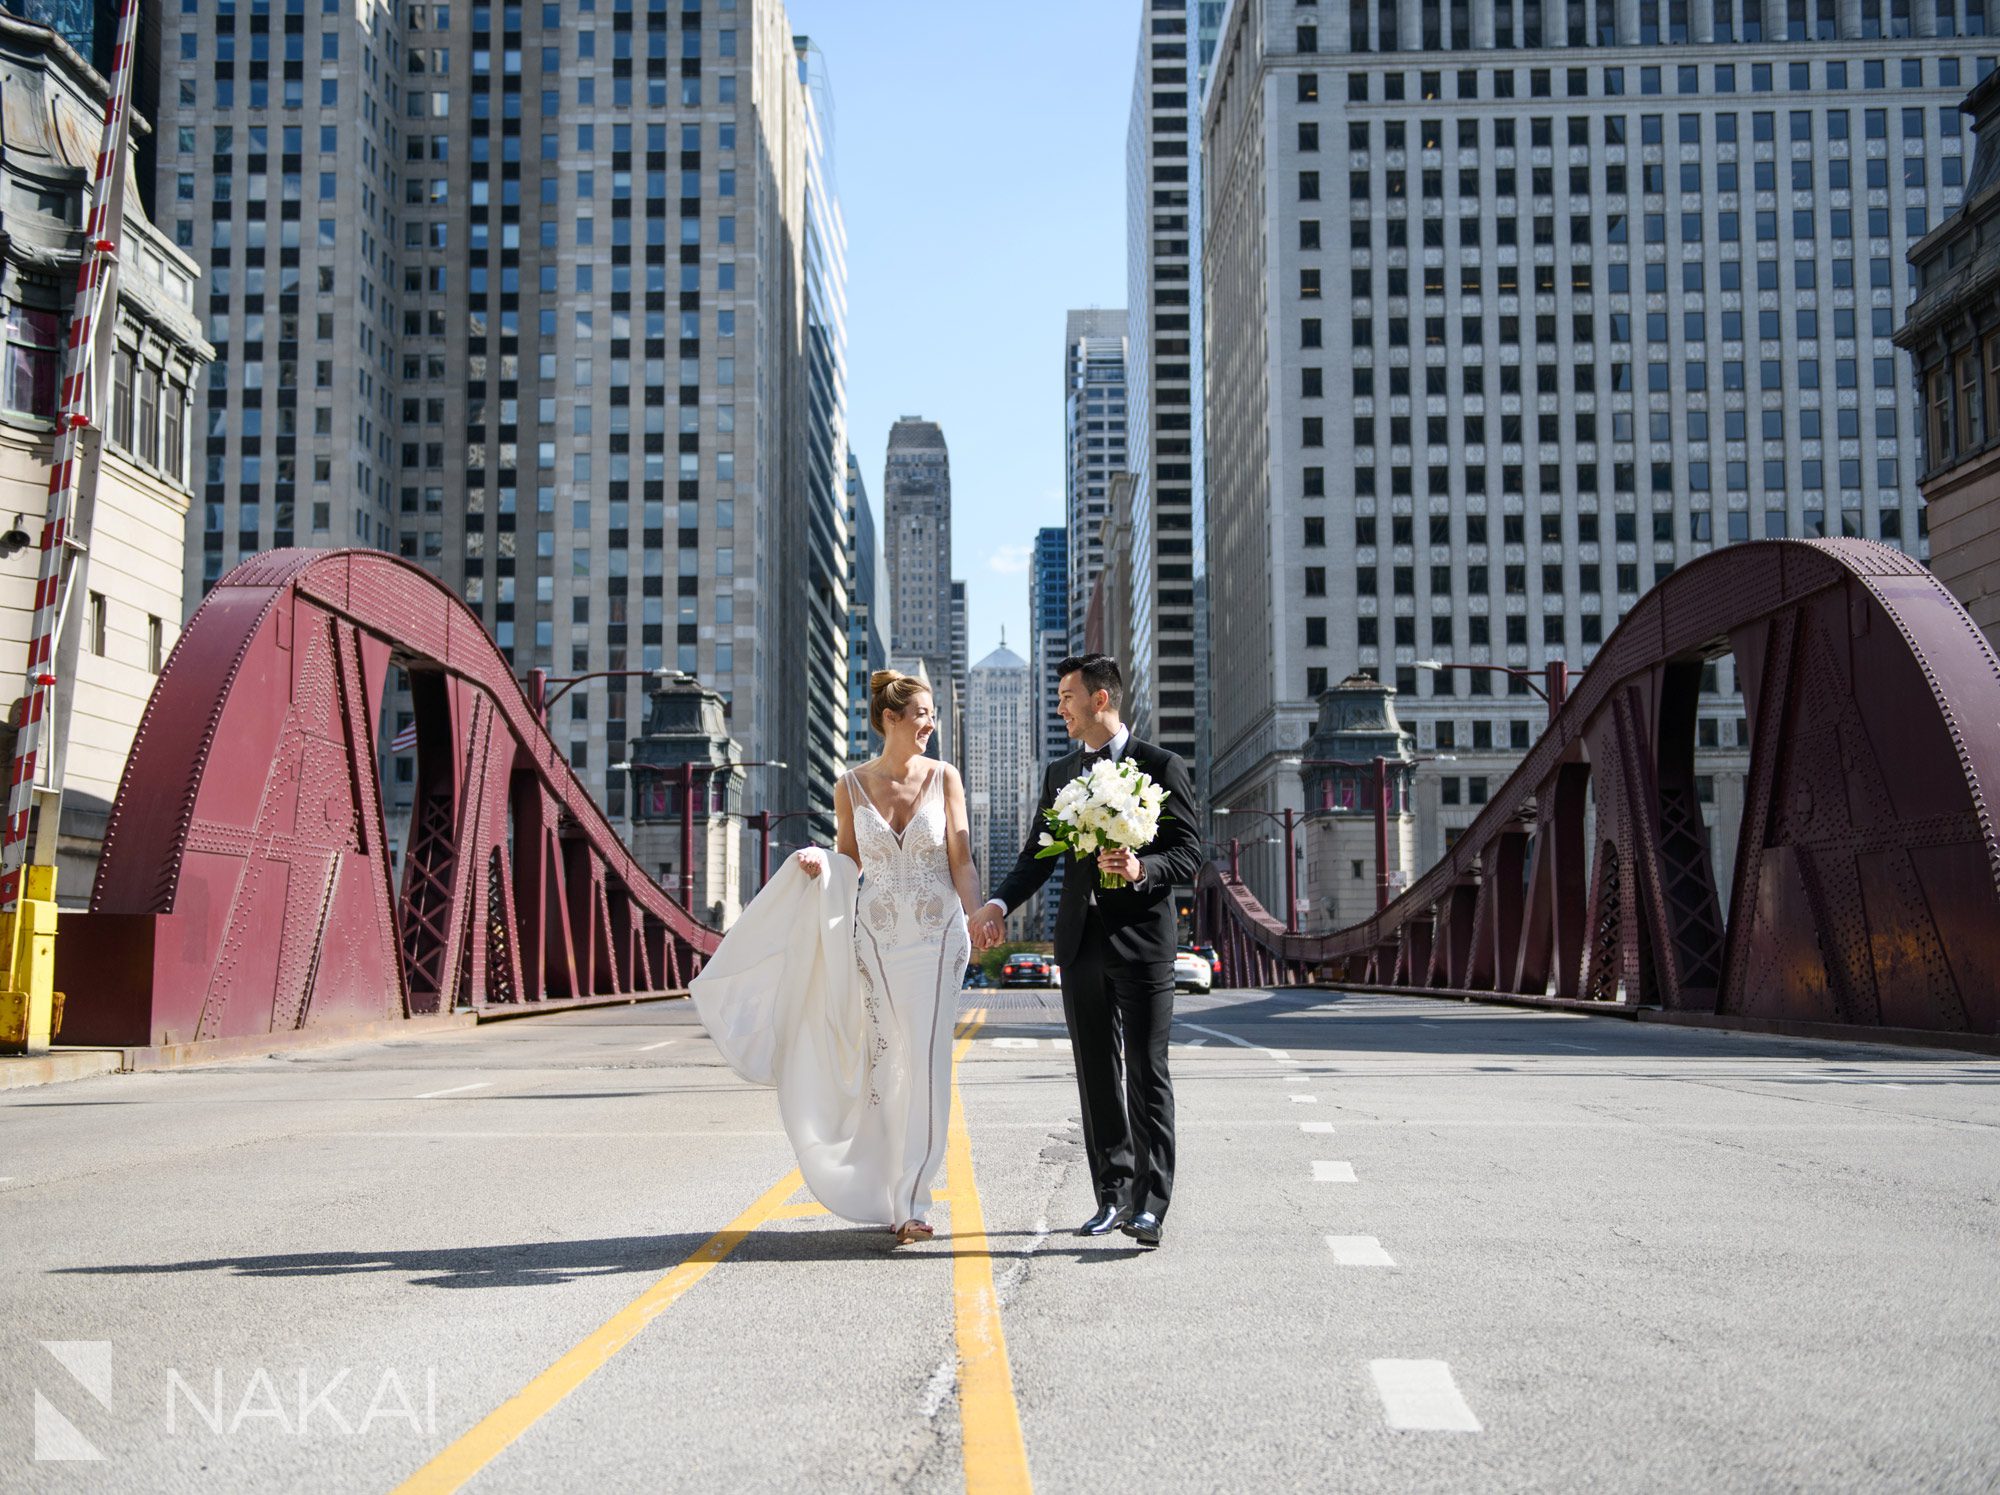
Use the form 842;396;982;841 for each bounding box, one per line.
1198;540;2000;1042
60;549;720;1047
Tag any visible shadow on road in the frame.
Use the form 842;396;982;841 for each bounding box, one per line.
51;1234;725;1290
52;1221;1153;1288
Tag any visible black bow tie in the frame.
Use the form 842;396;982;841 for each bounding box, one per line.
1085;746;1112;766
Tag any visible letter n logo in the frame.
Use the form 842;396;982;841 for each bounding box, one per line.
35;1340;111;1461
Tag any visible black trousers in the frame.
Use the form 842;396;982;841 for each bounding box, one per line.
1060;921;1177;1219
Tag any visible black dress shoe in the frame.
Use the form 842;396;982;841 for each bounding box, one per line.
1120;1211;1163;1247
1077;1202;1125;1236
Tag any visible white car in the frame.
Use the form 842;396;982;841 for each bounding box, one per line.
1173;948;1212;994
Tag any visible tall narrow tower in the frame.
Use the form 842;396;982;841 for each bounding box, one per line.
1124;2;1201;762
883;415;954;686
1064;310;1128;652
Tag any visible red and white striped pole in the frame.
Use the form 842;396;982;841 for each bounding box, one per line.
0;0;141;911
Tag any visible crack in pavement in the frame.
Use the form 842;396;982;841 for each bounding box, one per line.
885;1124;1074;1491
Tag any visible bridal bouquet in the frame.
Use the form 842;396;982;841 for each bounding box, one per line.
1035;757;1169;890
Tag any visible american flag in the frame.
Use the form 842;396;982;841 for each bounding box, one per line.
390;722;417;753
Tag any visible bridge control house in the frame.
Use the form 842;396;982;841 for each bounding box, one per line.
0;12;211;900
1898;69;2000;652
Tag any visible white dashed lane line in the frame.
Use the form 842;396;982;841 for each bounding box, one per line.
1370;1360;1482;1432
1184;1008;1487;1438
1327;1235;1396;1267
413;1081;491;1100
1176;1021;1257;1049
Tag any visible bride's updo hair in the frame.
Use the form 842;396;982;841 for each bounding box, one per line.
869;669;929;735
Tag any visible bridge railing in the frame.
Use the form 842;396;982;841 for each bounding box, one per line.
1198;539;2000;1041
57;549;722;1049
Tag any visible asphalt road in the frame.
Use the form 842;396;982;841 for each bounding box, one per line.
2;988;1996;1493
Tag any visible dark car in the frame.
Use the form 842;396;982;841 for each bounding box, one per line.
1193;944;1221;981
963;966;989;989
1000;953;1052;987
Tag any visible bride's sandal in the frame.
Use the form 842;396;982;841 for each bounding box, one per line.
892;1219;934;1245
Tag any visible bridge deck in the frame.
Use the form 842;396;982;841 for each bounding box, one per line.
4;991;1995;1491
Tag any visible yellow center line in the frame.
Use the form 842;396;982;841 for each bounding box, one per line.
388;1165;804;1495
948;1006;1034;1494
388;1004;1029;1495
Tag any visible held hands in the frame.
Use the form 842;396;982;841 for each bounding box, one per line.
967;904;1006;951
1097;848;1146;885
794;848;827;879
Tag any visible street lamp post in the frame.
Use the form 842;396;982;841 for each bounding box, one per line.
525;665;677;725
1201;837;1245;883
1212;806;1300;933
1414;658;1573;725
750;809;816;889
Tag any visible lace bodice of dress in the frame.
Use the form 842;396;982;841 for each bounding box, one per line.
847;766;959;950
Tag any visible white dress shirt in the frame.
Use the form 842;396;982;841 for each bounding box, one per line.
983;726;1137;921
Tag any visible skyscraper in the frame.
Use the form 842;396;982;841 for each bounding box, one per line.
1027;525;1069;939
1186;2;1225;804
1030;527;1070;767
1064;309;1128;652
160;0;844;883
792;35;852;837
949;576;968;769
1201;1;1970;916
1123;2;1202;764
965;641;1033;923
845;449;886;765
883;415;954;758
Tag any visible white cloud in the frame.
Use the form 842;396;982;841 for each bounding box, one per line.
987;544;1033;575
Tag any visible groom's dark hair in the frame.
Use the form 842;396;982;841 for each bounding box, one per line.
1057;653;1123;708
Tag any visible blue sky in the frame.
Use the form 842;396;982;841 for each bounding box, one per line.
785;0;1137;669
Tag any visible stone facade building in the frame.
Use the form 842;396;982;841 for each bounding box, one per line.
0;13;211;898
1898;68;2000;651
1201;0;1975;917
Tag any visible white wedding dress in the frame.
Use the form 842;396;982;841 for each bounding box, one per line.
690;765;970;1226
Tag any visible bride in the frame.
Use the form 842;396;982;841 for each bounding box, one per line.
689;670;982;1245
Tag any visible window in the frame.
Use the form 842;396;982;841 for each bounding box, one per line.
89;591;106;656
4;306;61;417
135;366;158;467
111;349;133;450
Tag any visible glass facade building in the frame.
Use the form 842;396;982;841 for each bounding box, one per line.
845;447;885;766
160;0;845;881
1126;2;1201;760
1063;308;1127;651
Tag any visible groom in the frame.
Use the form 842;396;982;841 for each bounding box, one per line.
970;654;1201;1249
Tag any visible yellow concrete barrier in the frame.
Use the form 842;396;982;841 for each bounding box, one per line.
0;864;60;1056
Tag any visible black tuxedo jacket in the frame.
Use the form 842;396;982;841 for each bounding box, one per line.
992;736;1203;966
